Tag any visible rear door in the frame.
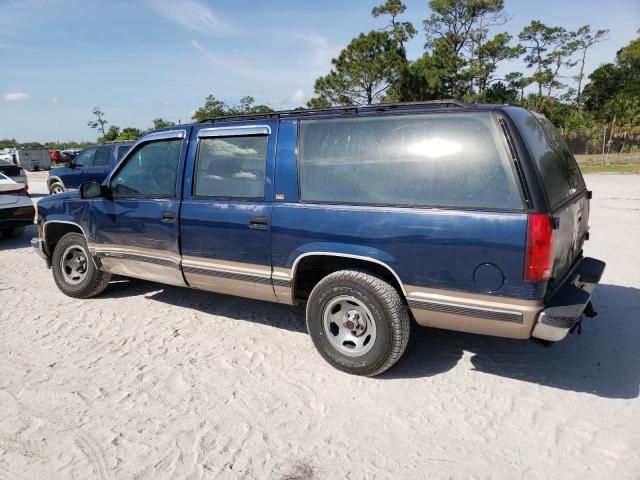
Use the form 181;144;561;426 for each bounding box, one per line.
179;122;278;302
510;108;589;284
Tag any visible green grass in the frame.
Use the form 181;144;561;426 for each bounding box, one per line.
579;164;640;174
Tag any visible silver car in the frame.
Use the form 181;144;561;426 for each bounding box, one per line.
0;172;34;238
0;159;28;189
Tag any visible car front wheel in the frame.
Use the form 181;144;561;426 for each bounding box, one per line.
49;182;64;195
51;232;111;298
306;269;410;376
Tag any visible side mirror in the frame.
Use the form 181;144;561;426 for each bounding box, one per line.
67;161;75;168
80;181;102;199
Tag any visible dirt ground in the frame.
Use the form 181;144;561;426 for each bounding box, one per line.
0;172;638;479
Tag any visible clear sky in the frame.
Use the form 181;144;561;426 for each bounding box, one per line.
1;0;638;142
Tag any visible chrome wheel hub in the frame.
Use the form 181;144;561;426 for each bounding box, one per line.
322;295;376;357
60;245;88;285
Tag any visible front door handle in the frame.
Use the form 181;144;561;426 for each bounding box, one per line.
161;212;177;223
249;216;269;229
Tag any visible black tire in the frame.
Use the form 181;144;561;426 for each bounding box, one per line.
306;269;410;376
51;232;111;298
49;182;64;195
1;227;25;239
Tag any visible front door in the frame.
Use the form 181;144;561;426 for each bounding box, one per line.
65;147;96;189
179;123;278;301
82;145;113;185
87;129;189;286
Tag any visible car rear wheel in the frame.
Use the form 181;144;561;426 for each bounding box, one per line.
306;269;410;376
49;182;64;195
0;227;24;239
51;232;111;298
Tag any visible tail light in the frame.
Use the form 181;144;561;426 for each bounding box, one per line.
13;206;34;216
524;213;553;282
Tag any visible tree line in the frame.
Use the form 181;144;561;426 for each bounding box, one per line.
183;1;640;154
305;0;638;153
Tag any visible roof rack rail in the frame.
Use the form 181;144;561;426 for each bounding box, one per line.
198;99;468;123
97;140;133;145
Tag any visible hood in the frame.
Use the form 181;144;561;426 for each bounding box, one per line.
37;190;80;207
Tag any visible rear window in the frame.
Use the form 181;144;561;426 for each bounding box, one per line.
298;112;522;209
509;108;585;208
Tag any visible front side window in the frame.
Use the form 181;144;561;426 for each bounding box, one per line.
111;139;181;196
74;148;95;167
194;136;268;199
298;112;522;209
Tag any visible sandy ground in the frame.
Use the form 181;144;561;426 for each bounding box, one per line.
0;172;639;479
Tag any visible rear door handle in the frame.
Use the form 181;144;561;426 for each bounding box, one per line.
161;212;177;223
249;216;269;229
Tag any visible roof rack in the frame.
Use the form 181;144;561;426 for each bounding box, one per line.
97;140;134;145
198;99;468;123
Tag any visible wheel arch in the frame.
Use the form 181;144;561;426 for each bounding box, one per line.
47;176;64;189
290;252;407;303
43;221;87;257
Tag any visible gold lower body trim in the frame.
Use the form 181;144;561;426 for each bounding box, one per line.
406;285;543;339
181;256;277;302
91;244;185;286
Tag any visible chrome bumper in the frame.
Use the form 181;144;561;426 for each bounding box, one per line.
31;236;50;266
531;257;605;342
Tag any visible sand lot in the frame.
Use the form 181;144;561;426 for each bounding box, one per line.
1;172;639;479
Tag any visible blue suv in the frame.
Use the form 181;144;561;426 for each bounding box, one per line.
32;101;605;376
47;142;132;194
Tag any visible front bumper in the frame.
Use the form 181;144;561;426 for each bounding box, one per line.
31;236;50;266
532;257;606;341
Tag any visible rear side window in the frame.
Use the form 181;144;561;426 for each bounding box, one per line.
194;136;268;199
298;112;522;209
93;147;111;166
509;108;585;208
117;145;131;161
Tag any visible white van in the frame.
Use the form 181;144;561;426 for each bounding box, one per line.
15;149;51;171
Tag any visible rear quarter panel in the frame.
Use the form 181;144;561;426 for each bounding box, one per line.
271;118;544;301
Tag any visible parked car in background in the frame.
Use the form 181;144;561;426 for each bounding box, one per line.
15;148;51;171
32;101;605;376
0;173;34;239
60;150;79;162
47;142;132;194
49;149;62;163
0;159;28;189
0;149;15;162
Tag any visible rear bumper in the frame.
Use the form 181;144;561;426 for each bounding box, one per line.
0;216;34;229
531;257;606;341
